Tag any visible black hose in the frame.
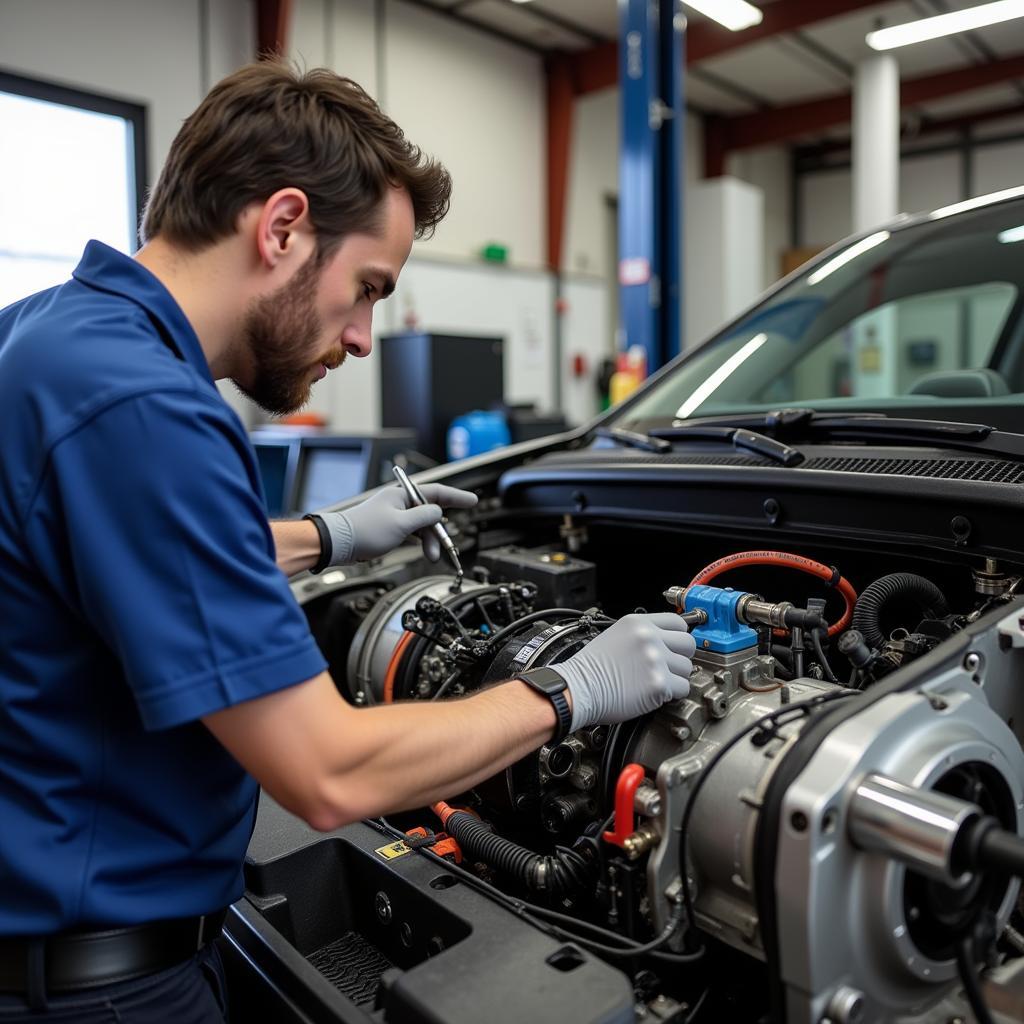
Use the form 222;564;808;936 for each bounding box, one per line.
811;629;838;683
851;573;950;651
960;816;1024;878
482;608;593;650
955;937;995;1024
442;810;591;897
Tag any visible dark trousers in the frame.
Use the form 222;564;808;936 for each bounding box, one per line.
0;942;227;1023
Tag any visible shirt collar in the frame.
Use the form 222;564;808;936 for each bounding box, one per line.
72;240;215;385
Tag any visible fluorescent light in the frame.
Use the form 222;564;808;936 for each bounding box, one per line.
806;231;890;286
931;184;1024;220
867;0;1024;50
999;225;1024;243
676;334;768;418
681;0;763;32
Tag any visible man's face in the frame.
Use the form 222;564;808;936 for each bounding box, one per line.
236;187;415;415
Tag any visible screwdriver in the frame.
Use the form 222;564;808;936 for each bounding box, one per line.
392;465;464;580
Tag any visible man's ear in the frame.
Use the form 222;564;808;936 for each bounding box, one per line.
255;188;315;270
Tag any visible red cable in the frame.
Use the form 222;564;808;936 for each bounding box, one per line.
383;630;416;703
603;763;646;848
688;550;857;638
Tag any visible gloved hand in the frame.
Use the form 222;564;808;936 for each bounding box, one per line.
555;613;695;732
318;483;478;565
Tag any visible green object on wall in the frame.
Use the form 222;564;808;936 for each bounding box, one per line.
481;243;508;263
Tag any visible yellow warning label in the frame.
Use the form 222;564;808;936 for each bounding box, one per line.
375;840;411;861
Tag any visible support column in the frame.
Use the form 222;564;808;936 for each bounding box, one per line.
852;53;899;232
851;53;899;399
618;0;684;374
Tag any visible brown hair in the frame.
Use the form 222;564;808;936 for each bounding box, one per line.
141;61;451;254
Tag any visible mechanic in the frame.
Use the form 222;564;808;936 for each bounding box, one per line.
0;62;696;1023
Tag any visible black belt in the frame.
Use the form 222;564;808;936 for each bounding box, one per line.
0;910;227;994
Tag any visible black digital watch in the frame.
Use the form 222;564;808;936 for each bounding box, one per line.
515;666;572;742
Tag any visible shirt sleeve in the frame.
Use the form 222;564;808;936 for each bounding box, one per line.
23;389;327;730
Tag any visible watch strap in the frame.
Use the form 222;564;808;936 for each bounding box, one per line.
303;514;332;574
516;666;572;742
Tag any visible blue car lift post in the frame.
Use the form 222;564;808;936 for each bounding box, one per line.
618;0;685;374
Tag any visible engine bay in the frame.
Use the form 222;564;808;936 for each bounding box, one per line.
227;453;1024;1024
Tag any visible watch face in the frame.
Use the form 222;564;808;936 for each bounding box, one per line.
523;667;566;696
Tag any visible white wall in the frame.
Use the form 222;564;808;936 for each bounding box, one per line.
288;0;581;430
563;89;619;277
684;177;764;349
974;140;1024;196
290;0;545;269
726;145;791;286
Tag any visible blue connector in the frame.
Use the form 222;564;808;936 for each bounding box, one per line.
685;584;759;654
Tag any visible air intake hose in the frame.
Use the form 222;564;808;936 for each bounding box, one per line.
851;573;950;652
438;807;590;897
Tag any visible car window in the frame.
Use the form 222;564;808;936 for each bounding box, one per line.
618;199;1024;425
754;283;1016;405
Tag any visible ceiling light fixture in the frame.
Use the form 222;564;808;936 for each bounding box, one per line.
680;1;763;32
867;0;1024;50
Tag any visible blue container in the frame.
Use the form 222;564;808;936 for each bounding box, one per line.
447;410;511;461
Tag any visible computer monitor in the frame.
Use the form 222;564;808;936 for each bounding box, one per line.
294;442;368;514
251;437;302;518
251;429;417;517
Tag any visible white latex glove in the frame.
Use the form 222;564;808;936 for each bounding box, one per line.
318;483;478;565
555;613;695;732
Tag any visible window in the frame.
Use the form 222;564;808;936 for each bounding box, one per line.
619;198;1024;423
0;71;146;309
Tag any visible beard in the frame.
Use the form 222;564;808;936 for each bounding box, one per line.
234;254;345;416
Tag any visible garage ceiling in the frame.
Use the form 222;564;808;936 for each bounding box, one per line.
406;0;1024;144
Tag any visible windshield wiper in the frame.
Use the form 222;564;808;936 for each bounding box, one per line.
594;426;672;453
654;408;1024;461
767;408;992;444
648;424;805;466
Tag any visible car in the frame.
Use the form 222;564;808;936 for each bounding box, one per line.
221;187;1024;1024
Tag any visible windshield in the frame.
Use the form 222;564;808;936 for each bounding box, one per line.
618;194;1024;429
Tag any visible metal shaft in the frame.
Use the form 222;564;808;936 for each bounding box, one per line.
847;773;981;886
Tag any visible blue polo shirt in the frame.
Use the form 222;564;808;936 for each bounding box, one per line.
0;241;327;934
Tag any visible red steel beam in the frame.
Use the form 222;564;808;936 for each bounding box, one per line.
568;0;887;96
687;0;886;63
718;53;1024;152
256;0;293;59
796;101;1024;159
546;55;575;271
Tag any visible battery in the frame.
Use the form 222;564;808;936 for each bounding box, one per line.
476;545;598;610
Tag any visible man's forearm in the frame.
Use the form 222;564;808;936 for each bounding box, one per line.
204;671;562;831
270;519;322;576
319;681;561;823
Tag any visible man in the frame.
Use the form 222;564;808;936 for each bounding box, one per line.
0;62;695;1021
